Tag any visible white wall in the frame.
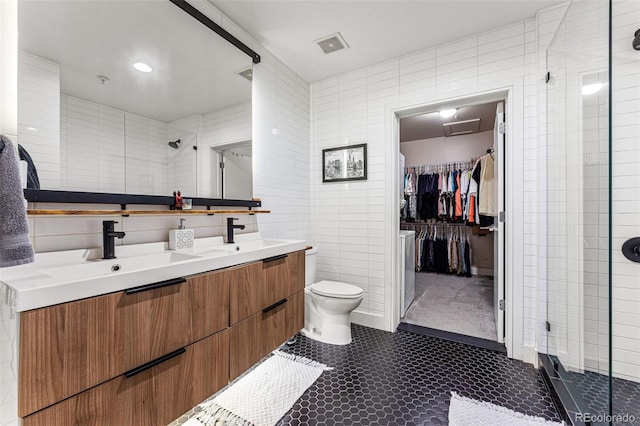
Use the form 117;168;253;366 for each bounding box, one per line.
199;102;252;198
310;15;550;348
610;0;640;383
400;130;493;167
252;50;312;242
18;52;60;188
0;0;17;139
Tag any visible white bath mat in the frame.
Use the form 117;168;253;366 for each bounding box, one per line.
448;392;565;426
185;350;332;426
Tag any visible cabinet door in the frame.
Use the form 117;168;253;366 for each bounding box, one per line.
229;290;304;380
19;270;228;417
262;250;305;308
22;330;230;426
229;250;305;325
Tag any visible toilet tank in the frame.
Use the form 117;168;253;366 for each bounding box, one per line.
305;247;319;286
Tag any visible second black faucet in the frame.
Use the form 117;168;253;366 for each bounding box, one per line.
227;217;245;244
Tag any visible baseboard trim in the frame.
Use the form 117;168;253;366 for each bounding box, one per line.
351;310;386;330
470;266;494;276
521;344;538;366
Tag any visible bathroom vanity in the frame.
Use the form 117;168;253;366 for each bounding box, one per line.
2;236;305;425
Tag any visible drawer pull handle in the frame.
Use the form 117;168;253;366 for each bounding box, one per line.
263;298;287;313
125;277;187;295
263;254;288;263
124;347;186;378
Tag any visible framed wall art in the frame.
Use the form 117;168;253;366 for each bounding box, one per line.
322;143;367;183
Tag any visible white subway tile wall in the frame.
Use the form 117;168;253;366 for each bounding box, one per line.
309;14;562;337
253;50;312;242
611;0;640;382
18;52;61;188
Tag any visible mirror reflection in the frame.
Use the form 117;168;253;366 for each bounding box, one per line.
17;0;252;199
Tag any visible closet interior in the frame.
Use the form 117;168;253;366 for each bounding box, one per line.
399;100;503;344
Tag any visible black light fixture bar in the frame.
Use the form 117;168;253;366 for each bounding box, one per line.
169;0;261;64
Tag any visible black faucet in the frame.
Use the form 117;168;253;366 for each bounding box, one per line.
226;217;245;244
102;220;126;259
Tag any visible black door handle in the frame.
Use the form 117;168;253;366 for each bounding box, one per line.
263;298;287;313
125;277;186;295
124;347;186;378
263;254;288;263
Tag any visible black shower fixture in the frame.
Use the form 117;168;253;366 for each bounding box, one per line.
633;29;640;51
168;139;181;149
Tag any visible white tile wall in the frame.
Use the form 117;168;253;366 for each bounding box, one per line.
610;0;640;383
198;102;252;198
253;50;311;242
18;52;61;188
309;13;555;337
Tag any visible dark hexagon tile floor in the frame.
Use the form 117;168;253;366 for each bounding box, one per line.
567;369;640;426
276;324;562;425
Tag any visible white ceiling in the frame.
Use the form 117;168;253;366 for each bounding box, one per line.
400;101;498;142
211;0;563;83
19;1;252;123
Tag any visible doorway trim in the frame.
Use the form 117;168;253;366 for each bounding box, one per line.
384;79;525;360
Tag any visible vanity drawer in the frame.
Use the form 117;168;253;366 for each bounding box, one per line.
22;329;230;426
229;250;305;325
19;269;229;417
229;289;304;380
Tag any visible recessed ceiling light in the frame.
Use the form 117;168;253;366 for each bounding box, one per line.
133;62;152;73
582;83;603;95
439;109;457;118
315;32;349;54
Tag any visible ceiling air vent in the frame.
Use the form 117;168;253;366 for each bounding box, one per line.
315;32;349;54
443;118;481;137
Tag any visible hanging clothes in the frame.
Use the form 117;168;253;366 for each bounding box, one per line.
479;153;496;216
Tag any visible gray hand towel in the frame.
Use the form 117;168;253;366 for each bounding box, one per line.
0;135;35;267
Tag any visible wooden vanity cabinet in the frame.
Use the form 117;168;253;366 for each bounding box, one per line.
19;270;229;418
229;251;305;379
22;330;229;426
18;249;305;424
229;250;305;325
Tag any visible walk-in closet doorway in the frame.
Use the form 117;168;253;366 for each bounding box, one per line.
398;99;505;346
384;85;521;353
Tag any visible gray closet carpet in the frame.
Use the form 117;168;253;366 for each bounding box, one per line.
402;273;497;341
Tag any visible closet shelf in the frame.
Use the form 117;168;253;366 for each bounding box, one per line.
27;209;271;216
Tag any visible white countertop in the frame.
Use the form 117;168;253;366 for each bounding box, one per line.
0;233;306;312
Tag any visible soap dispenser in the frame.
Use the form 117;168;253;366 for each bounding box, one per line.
169;218;194;250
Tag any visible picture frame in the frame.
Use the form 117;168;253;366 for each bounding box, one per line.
322;143;367;183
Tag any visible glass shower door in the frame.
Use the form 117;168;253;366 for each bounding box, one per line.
546;1;640;424
545;0;610;422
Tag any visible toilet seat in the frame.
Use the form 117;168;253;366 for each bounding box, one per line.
310;280;363;299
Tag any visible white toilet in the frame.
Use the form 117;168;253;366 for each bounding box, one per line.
302;247;364;345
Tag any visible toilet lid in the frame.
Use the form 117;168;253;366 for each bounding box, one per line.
311;280;363;298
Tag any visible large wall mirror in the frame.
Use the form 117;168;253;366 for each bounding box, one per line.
17;0;253;200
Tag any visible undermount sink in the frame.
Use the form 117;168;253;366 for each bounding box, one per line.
218;239;284;252
41;252;202;280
